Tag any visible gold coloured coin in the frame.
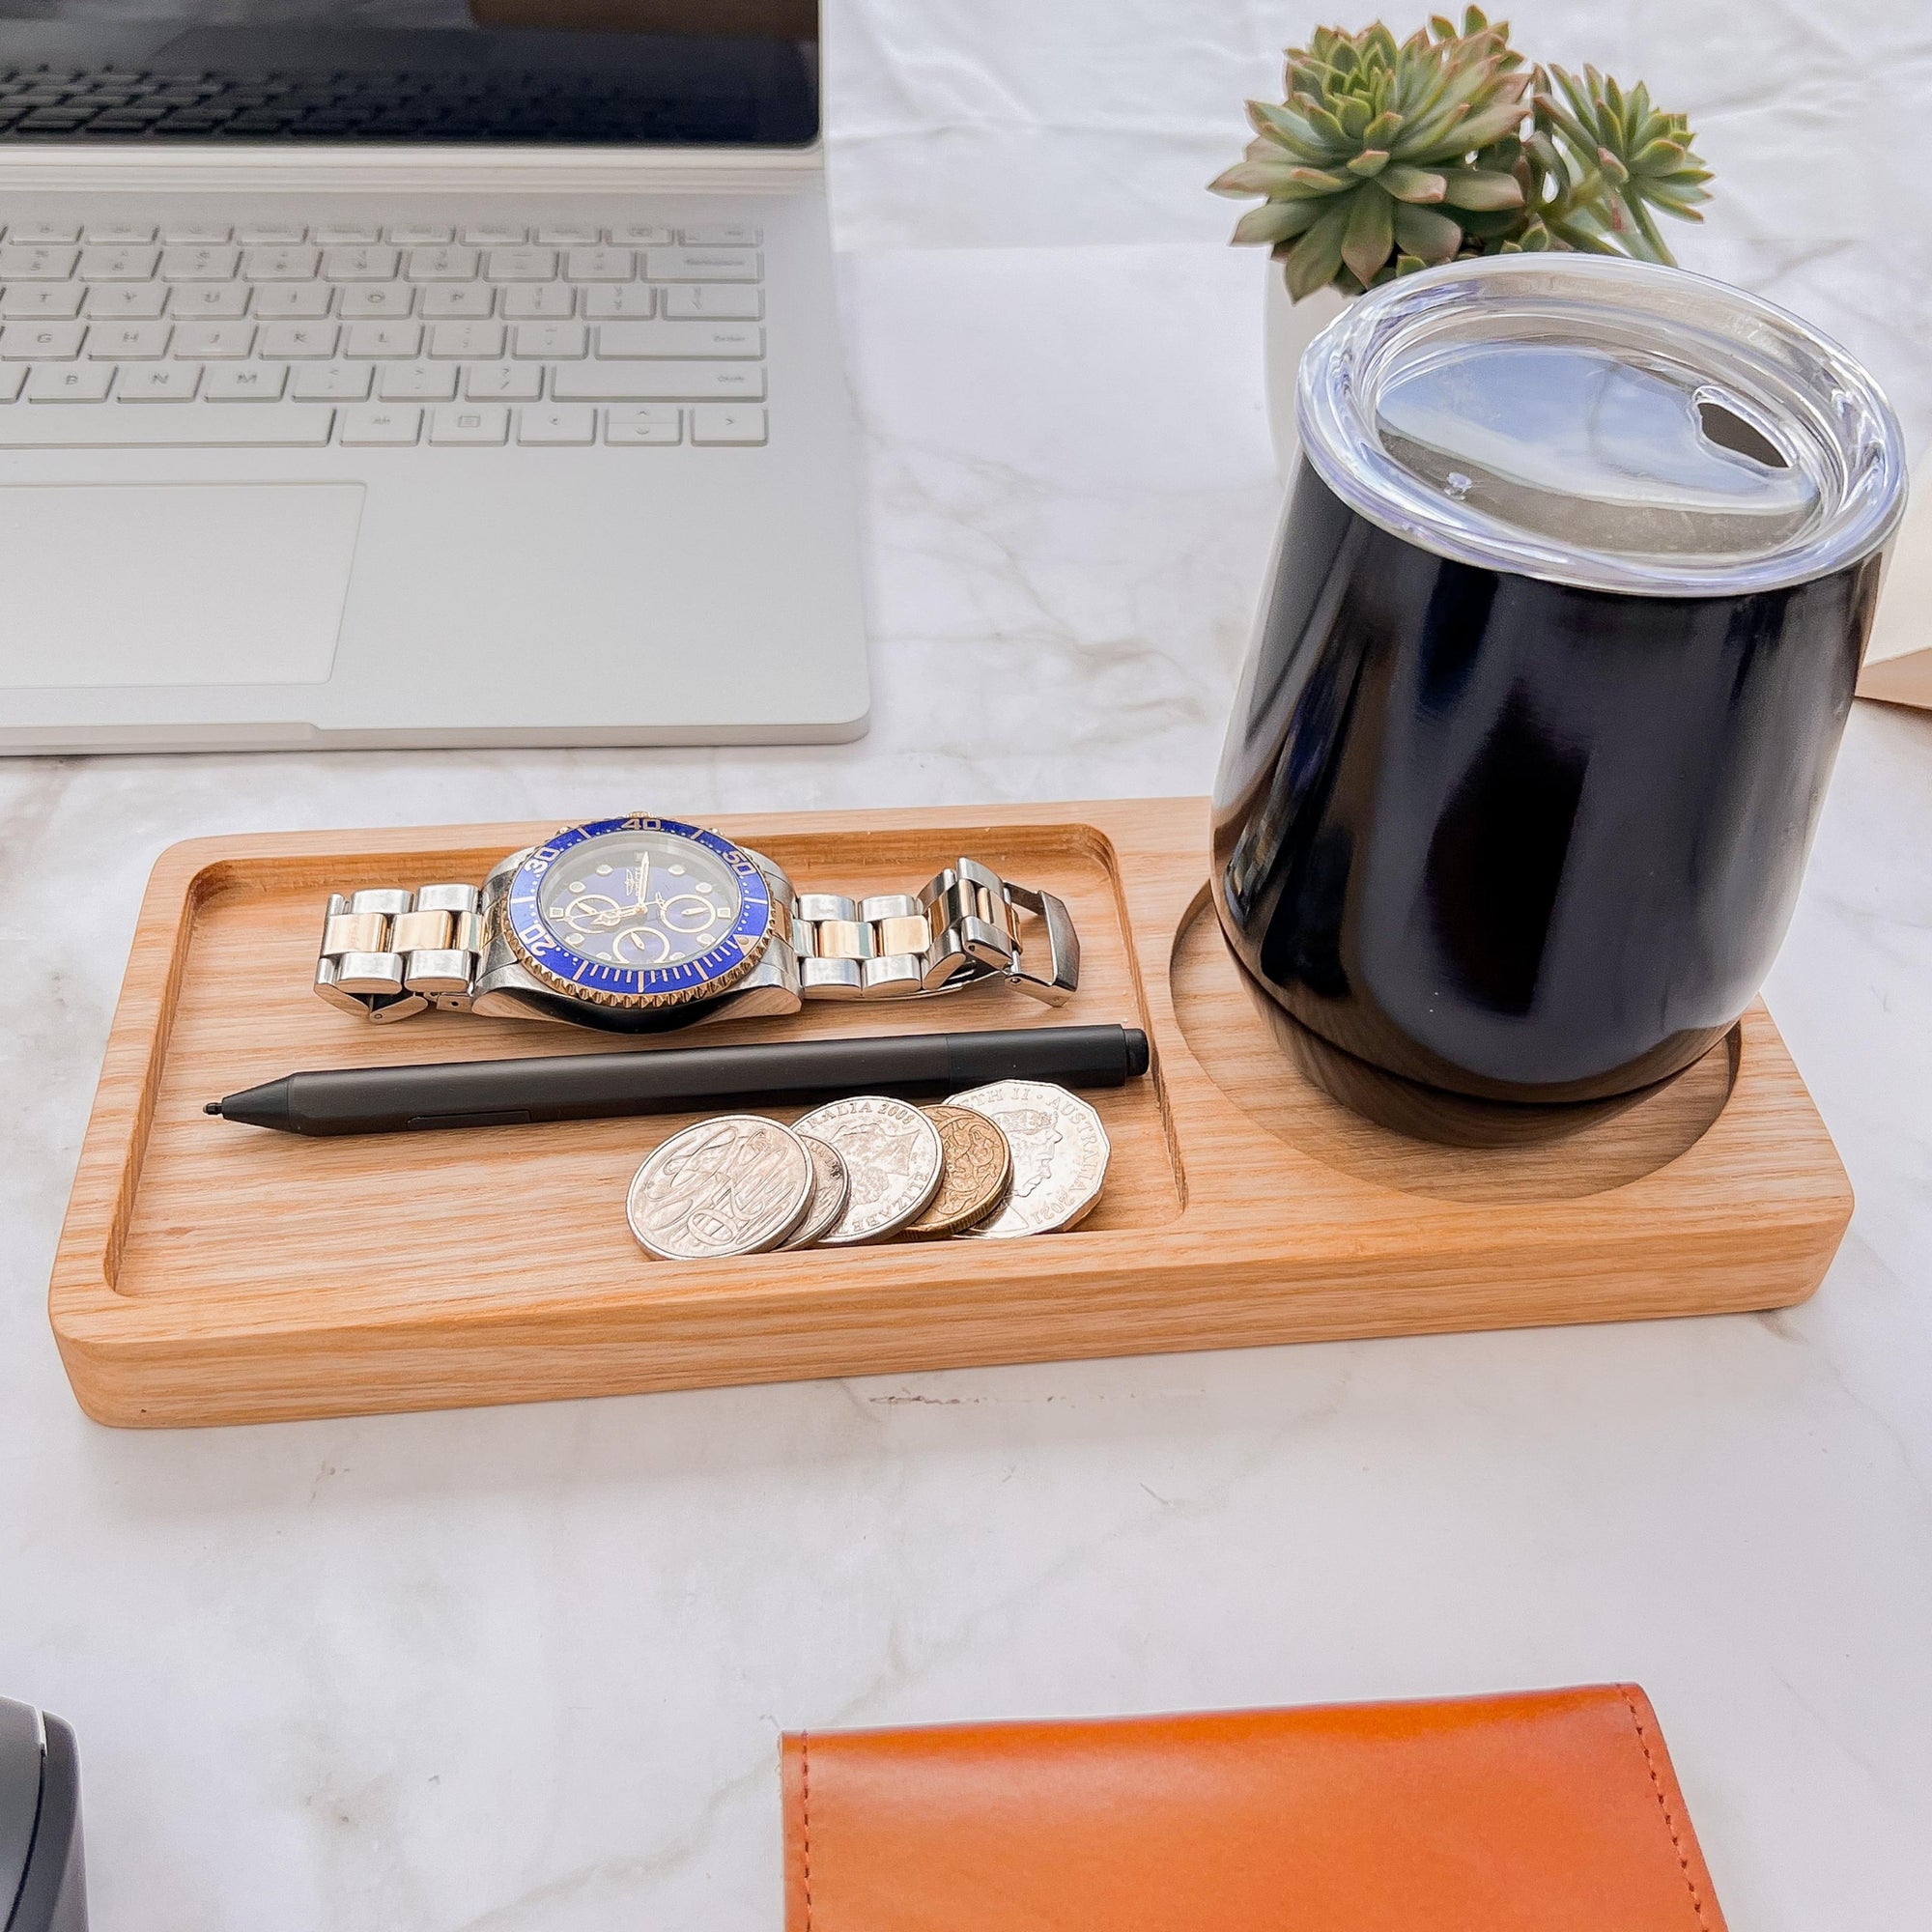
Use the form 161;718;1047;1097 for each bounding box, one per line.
780;1132;851;1250
902;1104;1014;1238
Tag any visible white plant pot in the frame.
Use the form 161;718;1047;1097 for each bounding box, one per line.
1263;270;1350;481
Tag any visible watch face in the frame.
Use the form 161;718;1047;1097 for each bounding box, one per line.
506;816;771;1007
541;828;743;969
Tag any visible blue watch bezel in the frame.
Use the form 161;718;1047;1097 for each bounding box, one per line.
506;815;772;1002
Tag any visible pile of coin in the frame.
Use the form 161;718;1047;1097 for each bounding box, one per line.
625;1081;1111;1262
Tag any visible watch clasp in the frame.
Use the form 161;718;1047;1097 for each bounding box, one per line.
1004;880;1081;1006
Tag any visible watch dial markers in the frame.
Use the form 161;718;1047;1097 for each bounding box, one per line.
536;827;743;971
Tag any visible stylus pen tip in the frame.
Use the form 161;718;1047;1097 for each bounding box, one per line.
204;1100;222;1116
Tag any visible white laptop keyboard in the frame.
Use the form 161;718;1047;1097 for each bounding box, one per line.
0;216;768;449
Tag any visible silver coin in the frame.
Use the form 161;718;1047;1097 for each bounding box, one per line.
780;1132;851;1250
626;1115;813;1261
948;1080;1110;1237
791;1095;945;1245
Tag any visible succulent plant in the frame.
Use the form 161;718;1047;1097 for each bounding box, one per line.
1211;10;1712;299
1529;64;1713;264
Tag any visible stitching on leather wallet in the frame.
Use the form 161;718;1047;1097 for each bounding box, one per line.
800;1731;814;1931
1620;1687;1714;1929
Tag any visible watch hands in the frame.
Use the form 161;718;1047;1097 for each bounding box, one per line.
626;853;650;919
572;894;672;931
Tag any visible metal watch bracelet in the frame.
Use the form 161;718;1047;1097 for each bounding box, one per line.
314;852;1079;1026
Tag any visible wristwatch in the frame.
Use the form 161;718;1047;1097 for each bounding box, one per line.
313;813;1080;1033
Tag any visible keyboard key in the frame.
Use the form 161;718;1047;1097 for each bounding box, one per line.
430;404;508;444
460;225;526;245
260;321;340;358
535;223;600;244
663;284;762;320
79;245;159;281
173;321;255;358
119;364;201;401
243;245;320;281
345;321;422;357
551;362;766;402
565;245;632;281
204;363;286;401
88;322;169;359
386;225;453;246
407;284;490;327
314;223;382;244
251;284;332;319
429;321;503;360
465;361;542;401
692;403;768;445
83;222;156;243
160;244;240;280
5;222;79;244
583;286;655;321
0;244;77;279
0;366;23;403
406;244;478;282
608;224;674;247
292;362;372;401
512;321;585;359
85;284;167;319
486;246;556;282
324;244;400;281
237;224;308;244
0;403;335;445
160;223;232;244
169;284;251;319
3;286;85;320
680;224;760;246
597;321;762;359
2;322;83;359
606;403;681;445
644;247;760;283
338;284;414;319
380;362;457;401
500;284;574;321
340;404;421;444
27;364;114;402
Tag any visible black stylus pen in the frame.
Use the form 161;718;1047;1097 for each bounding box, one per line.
207;1023;1151;1137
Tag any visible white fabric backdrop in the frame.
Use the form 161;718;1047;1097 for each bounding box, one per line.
823;0;1932;447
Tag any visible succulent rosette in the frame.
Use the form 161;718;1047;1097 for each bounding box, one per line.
1212;10;1712;299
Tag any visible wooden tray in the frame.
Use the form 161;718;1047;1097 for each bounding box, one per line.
50;799;1853;1429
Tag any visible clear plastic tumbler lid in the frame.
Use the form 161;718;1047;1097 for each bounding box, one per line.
1297;255;1907;596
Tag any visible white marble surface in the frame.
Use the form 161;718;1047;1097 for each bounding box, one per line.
6;13;1932;1924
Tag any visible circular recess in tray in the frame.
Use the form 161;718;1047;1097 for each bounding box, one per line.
1169;893;1738;1204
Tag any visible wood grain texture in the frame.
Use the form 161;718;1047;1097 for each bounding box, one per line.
1172;900;1740;1202
49;799;1854;1429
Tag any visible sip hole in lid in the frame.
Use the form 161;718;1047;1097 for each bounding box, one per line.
1693;389;1790;469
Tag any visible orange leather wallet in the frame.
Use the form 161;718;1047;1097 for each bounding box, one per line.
781;1684;1726;1931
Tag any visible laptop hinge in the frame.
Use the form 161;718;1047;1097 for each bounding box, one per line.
0;141;825;196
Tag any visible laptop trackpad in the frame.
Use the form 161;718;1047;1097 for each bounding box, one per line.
0;482;362;688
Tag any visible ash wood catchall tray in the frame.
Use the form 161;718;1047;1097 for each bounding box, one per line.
52;799;1853;1429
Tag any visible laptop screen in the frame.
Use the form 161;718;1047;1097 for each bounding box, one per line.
0;0;817;145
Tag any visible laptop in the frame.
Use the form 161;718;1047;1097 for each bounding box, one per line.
0;0;867;751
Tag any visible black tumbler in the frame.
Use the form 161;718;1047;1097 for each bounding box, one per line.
1214;257;1906;1104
